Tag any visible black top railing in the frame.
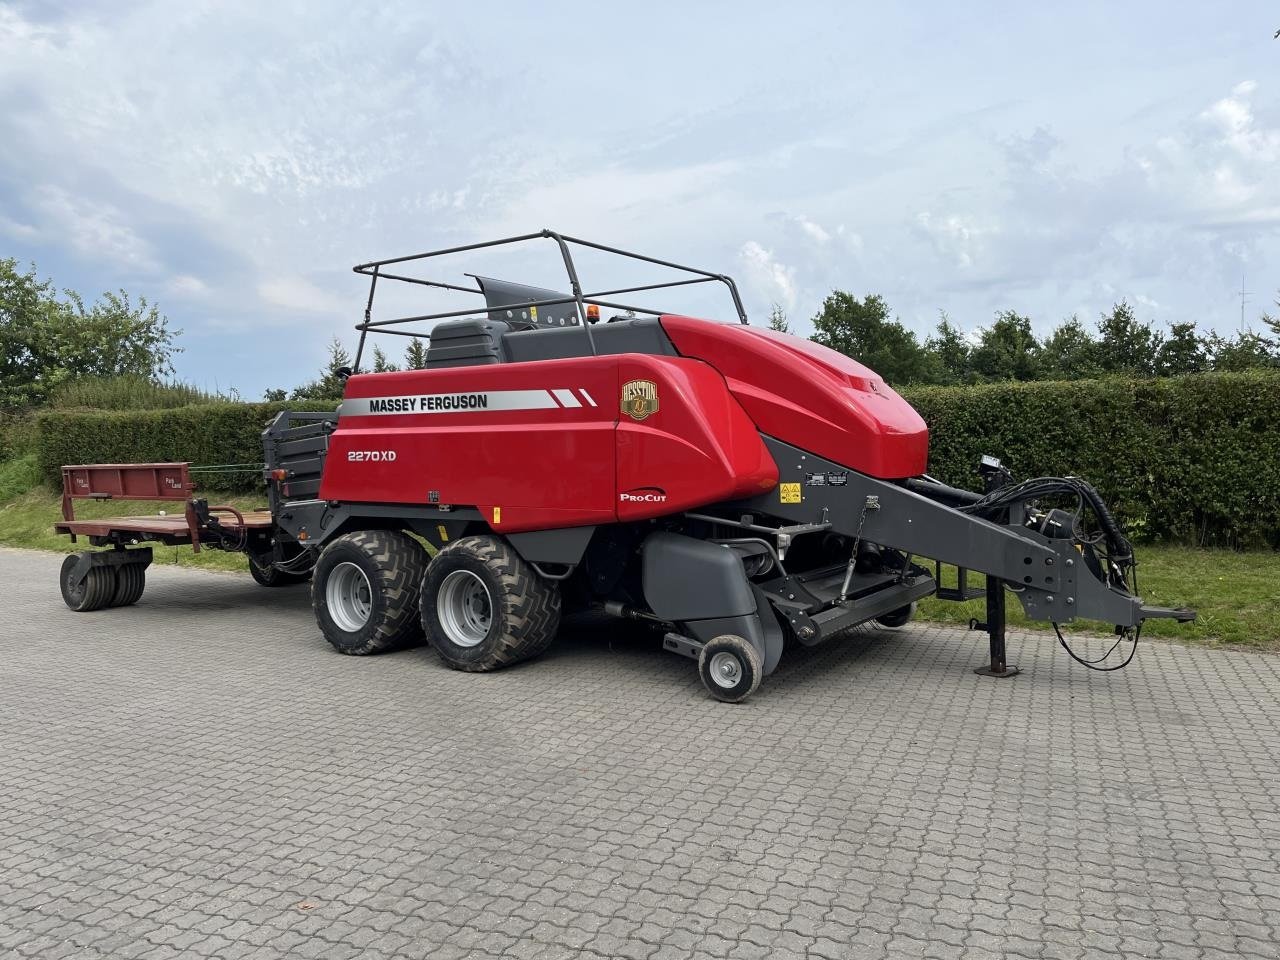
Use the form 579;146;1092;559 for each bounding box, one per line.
349;229;749;370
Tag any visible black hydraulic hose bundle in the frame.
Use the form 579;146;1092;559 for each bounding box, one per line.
910;473;1143;671
958;476;1133;565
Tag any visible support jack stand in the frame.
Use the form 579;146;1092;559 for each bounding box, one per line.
971;573;1019;678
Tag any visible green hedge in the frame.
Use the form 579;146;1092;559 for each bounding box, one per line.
901;370;1280;548
0;410;37;461
35;402;298;494
31;372;1280;546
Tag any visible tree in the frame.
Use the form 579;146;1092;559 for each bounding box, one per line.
767;304;790;334
1095;301;1161;376
371;344;399;373
1207;330;1276;371
809;292;930;385
0;258;180;407
922;312;971;385
1155;321;1208;376
970;311;1042;381
1040;315;1099;380
289;337;351;400
404;337;428;370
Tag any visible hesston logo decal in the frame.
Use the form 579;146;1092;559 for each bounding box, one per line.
620;379;659;421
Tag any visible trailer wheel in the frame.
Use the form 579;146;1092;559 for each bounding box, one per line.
875;601;917;629
59;555;117;613
311;530;427;655
421;536;561;672
249;552;311;587
111;563;146;607
697;635;762;704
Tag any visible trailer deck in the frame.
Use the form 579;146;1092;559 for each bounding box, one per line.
54;510;274;545
56;462;273;550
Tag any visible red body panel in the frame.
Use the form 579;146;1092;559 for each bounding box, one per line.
659;316;929;479
321;353;774;532
615;355;777;521
319;314;928;532
320;359;619;532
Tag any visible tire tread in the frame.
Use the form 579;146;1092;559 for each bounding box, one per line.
424;536;560;672
312;530;427;655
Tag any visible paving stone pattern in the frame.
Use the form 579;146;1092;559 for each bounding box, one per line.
2;547;1279;959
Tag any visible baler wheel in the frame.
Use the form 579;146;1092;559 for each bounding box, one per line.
697;635;763;704
421;536;561;672
59;555;117;613
111;563;147;607
874;601;917;629
311;530;427;655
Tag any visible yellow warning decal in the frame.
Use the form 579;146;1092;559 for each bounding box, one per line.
493;506;502;524
779;482;802;504
437;524;450;542
529;306;538;320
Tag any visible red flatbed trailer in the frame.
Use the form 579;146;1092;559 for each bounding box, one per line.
53;462;302;613
55;462;274;550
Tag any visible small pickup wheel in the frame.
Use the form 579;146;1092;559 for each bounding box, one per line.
698;635;763;703
111;564;147;607
875;601;917;629
421;536;561;672
249;552;311;587
311;530;427;655
59;555;117;613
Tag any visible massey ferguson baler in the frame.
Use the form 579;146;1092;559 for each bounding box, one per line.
55;231;1193;701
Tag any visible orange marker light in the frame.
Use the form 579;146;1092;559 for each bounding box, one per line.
586;304;600;323
271;469;288;481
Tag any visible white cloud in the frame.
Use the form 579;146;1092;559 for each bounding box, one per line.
257;276;341;314
739;240;797;311
0;213;38;240
914;212;990;269
168;274;209;297
793;215;831;245
32;186;156;271
1199;79;1280;165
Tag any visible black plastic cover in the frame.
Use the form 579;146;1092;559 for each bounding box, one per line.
641;532;756;622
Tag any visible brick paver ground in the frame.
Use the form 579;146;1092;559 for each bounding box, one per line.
2;546;1279;959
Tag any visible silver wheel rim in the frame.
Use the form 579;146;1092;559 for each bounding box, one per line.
437;570;493;648
326;561;373;632
709;651;743;689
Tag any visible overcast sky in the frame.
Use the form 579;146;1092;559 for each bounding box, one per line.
2;2;1278;396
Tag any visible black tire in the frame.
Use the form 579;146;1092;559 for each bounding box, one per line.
311;530;427;655
875;601;917;629
421;535;561;672
59;555;117;613
249;552;311;587
697;634;763;703
111;564;147;607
